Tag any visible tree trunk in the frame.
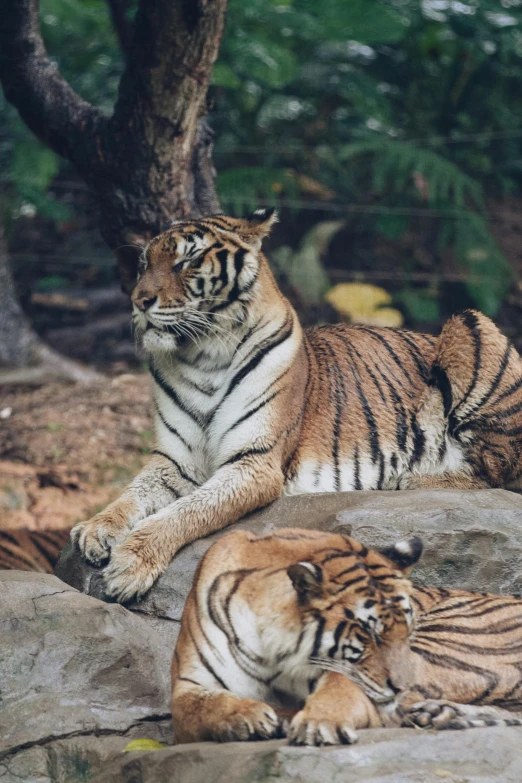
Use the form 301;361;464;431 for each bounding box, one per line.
0;0;226;292
0;0;227;374
0;225;102;384
0;225;38;368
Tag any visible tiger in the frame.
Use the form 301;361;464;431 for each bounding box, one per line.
0;528;70;573
71;209;522;603
171;527;522;746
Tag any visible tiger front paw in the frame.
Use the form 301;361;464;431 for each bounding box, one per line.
288;709;358;746
71;512;130;567
210;700;283;742
102;530;170;603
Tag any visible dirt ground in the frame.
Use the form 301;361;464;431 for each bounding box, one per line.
0;373;152;530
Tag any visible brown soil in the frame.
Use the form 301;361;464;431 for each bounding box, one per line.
0;373;152;530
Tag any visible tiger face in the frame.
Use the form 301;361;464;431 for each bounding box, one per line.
287;536;422;704
131;210;278;356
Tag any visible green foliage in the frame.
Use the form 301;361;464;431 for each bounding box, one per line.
331;139;511;313
337;141;484;209
0;0;125;225
216;167;299;213
3;0;522;320
450;212;512;316
211;0;522;317
394;289;441;324
271;221;340;304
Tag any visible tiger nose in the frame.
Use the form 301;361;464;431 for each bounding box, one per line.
134;295;157;312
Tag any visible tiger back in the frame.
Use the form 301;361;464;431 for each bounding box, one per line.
172;527;522;745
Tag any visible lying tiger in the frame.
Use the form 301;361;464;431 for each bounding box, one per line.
72;209;522;602
172;528;522;745
0;528;70;573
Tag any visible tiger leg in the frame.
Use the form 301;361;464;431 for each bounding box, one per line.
102;455;284;601
71;453;197;566
172;684;282;743
288;672;382;746
401;699;522;731
398;472;490;490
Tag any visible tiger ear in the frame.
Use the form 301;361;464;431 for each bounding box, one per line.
235;208;278;251
377;536;423;576
287;561;323;602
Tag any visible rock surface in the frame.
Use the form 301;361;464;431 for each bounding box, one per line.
7;488;522;782
0;571;171;783
91;728;522;783
56;488;522;626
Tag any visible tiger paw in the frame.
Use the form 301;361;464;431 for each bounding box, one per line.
288;710;358;746
102;537;165;603
71;513;130;567
210;700;283;742
401;699;511;730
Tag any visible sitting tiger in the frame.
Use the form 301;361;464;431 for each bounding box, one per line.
172;528;522;745
72;209;522;602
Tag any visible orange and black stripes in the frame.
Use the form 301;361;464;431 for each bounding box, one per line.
173;529;522;747
0;528;70;573
424;309;522;487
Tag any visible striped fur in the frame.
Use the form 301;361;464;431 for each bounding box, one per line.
171;528;522;746
0;528;70;573
71;210;522;602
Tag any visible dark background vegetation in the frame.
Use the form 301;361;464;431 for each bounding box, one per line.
2;0;522;370
3;0;522;531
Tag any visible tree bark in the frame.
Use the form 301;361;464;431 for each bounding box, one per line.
0;0;225;244
0;224;102;383
0;0;227;372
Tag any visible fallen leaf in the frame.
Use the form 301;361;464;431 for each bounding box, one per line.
325;283;404;327
123;739;166;753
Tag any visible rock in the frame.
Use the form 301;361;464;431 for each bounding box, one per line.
0;571;171;783
56;489;522;626
90;727;522;783
48;489;522;781
0;729;172;783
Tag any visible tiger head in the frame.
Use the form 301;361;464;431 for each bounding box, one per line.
287;535;423;704
129;209;278;356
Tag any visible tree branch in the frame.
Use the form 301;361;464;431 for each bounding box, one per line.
105;0;135;61
189;117;221;216
0;0;106;173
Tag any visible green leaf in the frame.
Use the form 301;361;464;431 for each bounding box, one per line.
453;213;512;316
227;38;297;88
306;0;407;43
375;213;409;240
211;64;242;89
216;167;298;213
337;141;484;208
11;143;59;192
395;289;440;323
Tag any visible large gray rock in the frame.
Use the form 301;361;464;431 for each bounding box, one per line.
15;488;522;782
56;489;522;627
91;727;522;783
0;572;171;783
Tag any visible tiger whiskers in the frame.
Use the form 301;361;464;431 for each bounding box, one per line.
185;311;241;351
